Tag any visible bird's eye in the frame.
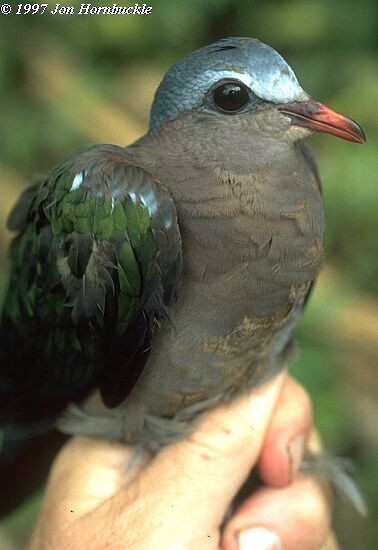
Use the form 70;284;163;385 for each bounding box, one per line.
212;81;250;113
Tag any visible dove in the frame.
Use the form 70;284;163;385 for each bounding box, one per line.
0;37;366;514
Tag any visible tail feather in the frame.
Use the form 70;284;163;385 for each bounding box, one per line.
301;452;368;517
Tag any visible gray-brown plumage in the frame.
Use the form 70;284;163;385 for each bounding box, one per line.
57;38;364;449
1;38;366;512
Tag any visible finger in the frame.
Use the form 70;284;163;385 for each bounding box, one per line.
104;371;287;536
321;532;339;550
222;471;332;550
36;437;147;523
32;372;287;549
258;375;313;487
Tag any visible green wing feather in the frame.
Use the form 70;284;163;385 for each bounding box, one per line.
0;144;182;421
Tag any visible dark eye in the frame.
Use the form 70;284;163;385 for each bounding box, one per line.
212;81;250;113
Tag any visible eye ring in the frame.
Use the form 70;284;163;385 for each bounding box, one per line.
212;80;251;113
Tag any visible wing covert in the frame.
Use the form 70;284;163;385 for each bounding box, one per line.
0;144;182;420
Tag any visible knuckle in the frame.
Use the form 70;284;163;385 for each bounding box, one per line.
186;419;246;461
285;376;313;419
294;478;331;545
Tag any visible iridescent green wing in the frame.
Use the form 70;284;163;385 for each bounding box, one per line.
0;144;182;421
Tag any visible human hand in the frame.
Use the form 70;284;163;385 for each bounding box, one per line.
29;373;337;549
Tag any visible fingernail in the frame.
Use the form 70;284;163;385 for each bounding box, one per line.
237;527;282;550
288;433;305;482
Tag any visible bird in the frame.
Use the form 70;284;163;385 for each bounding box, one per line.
0;37;366;512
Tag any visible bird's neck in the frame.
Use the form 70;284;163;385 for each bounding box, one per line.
135;131;322;225
133;132;324;321
137;130;322;261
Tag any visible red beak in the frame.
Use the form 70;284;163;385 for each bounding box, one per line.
278;99;366;144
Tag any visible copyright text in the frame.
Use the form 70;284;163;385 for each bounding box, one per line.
1;3;153;16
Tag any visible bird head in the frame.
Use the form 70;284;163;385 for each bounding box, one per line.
149;37;365;155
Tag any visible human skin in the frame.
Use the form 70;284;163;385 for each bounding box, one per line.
28;373;338;549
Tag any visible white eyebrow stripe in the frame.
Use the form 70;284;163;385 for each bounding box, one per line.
202;68;307;103
203;69;254;90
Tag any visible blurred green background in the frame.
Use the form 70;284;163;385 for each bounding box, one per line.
0;0;377;548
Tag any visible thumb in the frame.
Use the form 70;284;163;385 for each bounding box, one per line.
125;371;286;529
30;372;286;549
